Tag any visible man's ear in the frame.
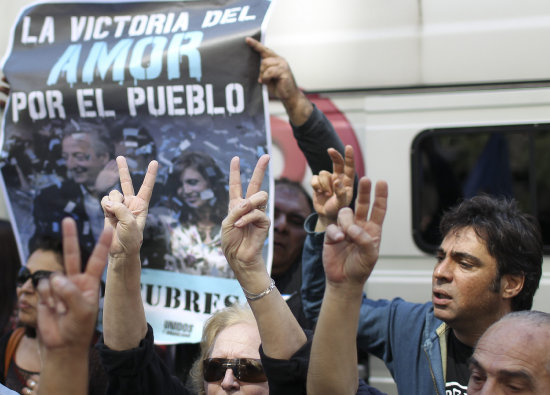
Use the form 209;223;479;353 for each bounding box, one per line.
500;273;525;300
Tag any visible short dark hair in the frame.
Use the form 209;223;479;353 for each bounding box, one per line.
275;178;314;213
440;195;543;311
29;234;63;266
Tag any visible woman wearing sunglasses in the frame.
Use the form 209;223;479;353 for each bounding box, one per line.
0;237;64;395
98;156;314;395
188;303;269;394
0;237;108;395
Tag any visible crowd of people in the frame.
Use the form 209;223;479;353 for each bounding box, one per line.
0;37;549;395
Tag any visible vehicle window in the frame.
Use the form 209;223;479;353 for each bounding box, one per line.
411;124;550;253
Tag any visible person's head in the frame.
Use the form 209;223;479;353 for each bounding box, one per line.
433;195;543;339
62;119;112;189
17;236;64;328
272;178;313;276
170;151;228;224
468;310;550;394
190;304;268;395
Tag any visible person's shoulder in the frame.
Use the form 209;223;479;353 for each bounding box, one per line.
35;179;80;198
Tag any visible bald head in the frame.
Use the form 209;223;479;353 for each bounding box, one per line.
468;311;550;394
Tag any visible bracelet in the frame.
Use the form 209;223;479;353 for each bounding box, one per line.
242;278;276;301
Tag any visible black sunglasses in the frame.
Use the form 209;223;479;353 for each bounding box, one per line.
203;358;267;383
17;267;55;288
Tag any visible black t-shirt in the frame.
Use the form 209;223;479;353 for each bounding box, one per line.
445;330;473;395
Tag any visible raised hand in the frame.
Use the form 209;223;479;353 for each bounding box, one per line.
36;217;112;351
101;156;158;259
322;177;388;287
246;37;299;101
246;37;313;126
221;155;270;274
311;145;356;229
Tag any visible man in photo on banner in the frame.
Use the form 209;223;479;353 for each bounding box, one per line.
30;119;118;262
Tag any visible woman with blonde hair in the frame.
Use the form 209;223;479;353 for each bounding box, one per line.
189;304;268;395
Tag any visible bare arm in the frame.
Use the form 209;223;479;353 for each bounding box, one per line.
37;218;112;395
222;155;307;359
101;157;158;350
307;178;388;395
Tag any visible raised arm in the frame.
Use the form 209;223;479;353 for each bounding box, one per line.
101;157;158;350
301;145;357;323
246;37;313;126
246;37;347;176
222;155;307;359
307;178;388;395
37;218;112;395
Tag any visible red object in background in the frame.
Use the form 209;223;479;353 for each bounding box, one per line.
270;93;365;181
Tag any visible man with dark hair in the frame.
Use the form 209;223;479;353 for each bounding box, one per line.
30;119;116;262
302;156;544;395
439;195;542;312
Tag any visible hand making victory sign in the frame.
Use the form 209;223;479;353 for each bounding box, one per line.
311;145;356;231
36;218;112;351
36;217;113;395
101;156;158;259
222;154;270;276
322;178;388;287
100;156;158;351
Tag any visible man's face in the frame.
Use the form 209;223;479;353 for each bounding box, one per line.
468;319;550;394
432;226;506;338
272;184;311;276
62;133;108;188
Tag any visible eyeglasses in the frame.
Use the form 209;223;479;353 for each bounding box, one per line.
203;358;267;383
16;267;55;288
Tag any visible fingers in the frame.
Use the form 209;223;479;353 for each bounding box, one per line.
85;227;113;279
61;218;81;277
228;156;243;203
338;207;378;248
352;178;388;227
245;154;269;198
327;148;345;175
312;171;333;196
102;191;123;222
234;192;269;227
369;181;388;227
325;223;345;244
102;200;138;226
343;145;356;182
226;191;268;225
246;36;276;58
117;156;134;197
136;160;158;205
354;178;372;223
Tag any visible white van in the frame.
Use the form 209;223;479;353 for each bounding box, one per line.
267;1;550;393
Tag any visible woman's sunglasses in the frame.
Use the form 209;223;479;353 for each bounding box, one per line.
16;267;55;288
203;358;267;383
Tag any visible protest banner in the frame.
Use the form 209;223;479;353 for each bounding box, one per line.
1;0;274;343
